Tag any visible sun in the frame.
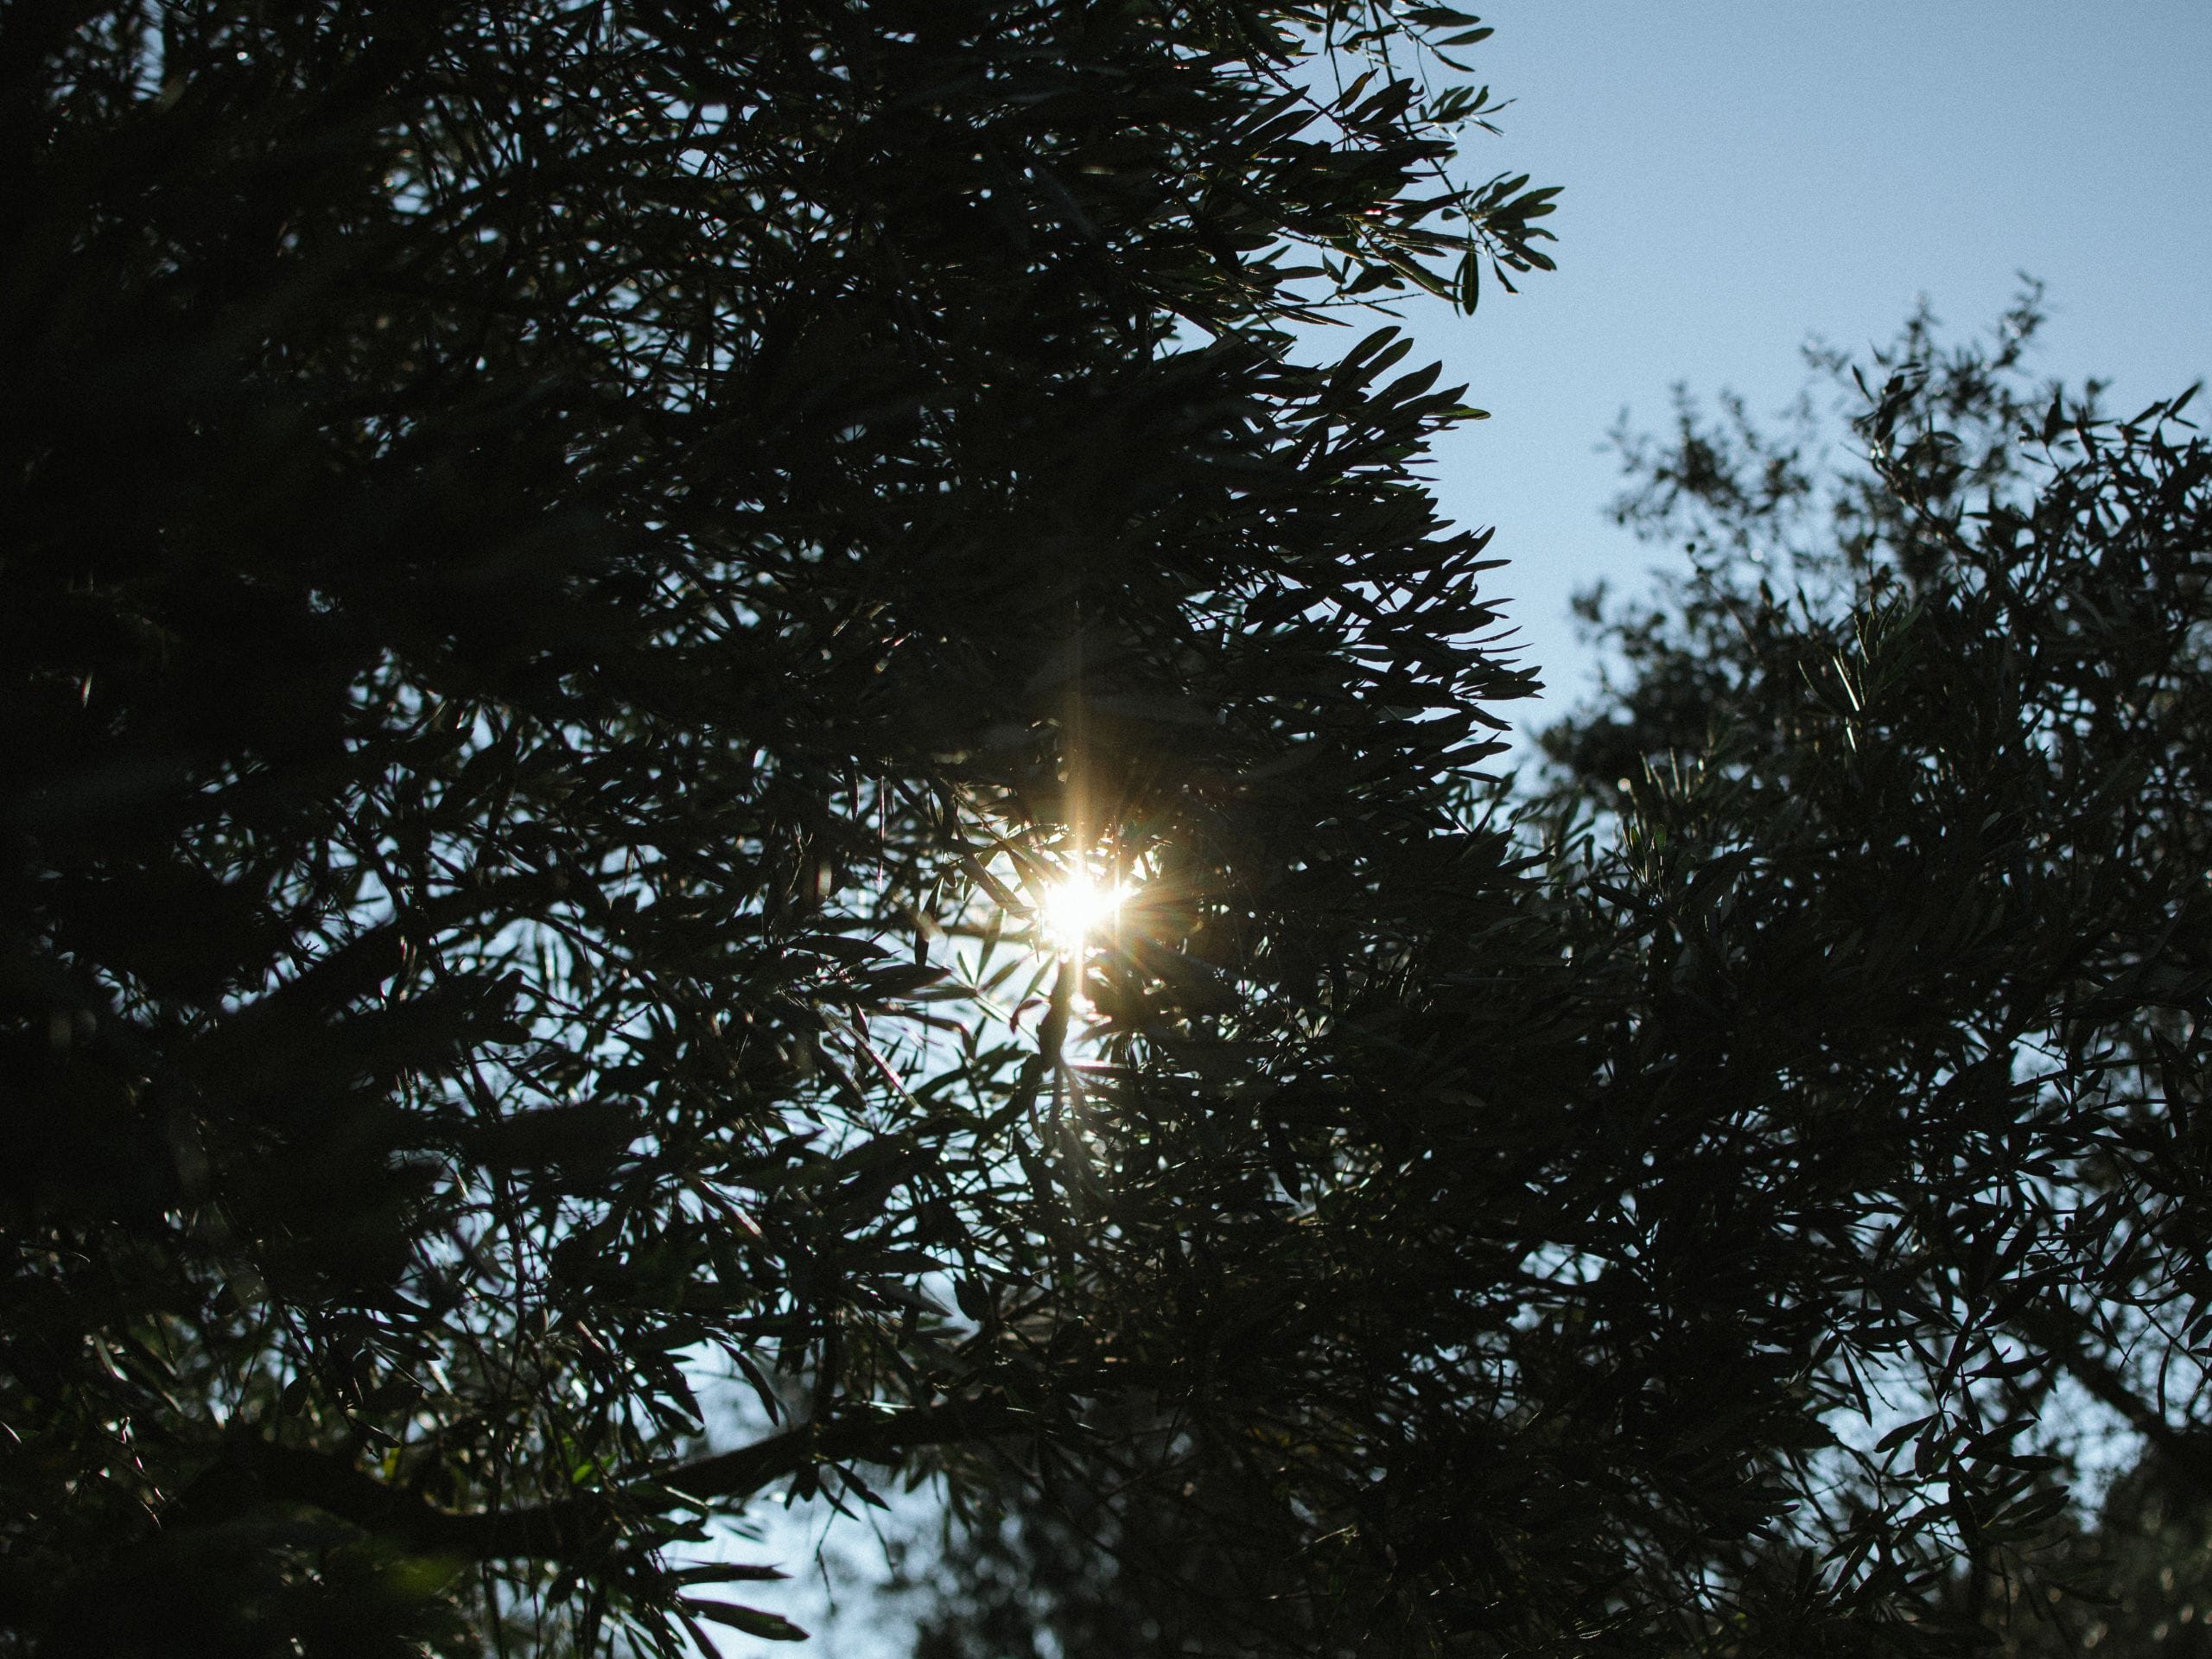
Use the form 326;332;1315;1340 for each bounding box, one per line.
1039;870;1126;956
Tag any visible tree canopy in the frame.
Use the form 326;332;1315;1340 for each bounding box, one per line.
2;3;1557;1654
893;298;2212;1659
9;5;2212;1659
1534;296;2212;1650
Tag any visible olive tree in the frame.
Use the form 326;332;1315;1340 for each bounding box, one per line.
0;3;1554;1654
896;298;2212;1659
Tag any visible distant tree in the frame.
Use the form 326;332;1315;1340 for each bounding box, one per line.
0;3;1559;1656
1532;291;2212;1653
897;299;2212;1657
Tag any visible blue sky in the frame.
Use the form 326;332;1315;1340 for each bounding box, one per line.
1401;1;2212;747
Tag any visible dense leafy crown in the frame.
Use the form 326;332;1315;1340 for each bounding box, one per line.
14;4;2211;1657
903;303;2212;1659
1525;298;2212;1656
1;3;1554;1654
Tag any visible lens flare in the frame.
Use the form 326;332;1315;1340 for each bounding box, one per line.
1039;871;1124;956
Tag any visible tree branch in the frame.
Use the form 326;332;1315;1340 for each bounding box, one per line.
2013;1306;2212;1498
185;1397;1028;1563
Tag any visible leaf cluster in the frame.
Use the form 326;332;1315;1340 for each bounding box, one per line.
0;3;1543;1654
899;300;2212;1659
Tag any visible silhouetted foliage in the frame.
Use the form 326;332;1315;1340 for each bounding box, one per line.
0;2;1559;1655
1535;296;2212;1653
900;300;2212;1658
16;3;2211;1656
1030;293;2212;1659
